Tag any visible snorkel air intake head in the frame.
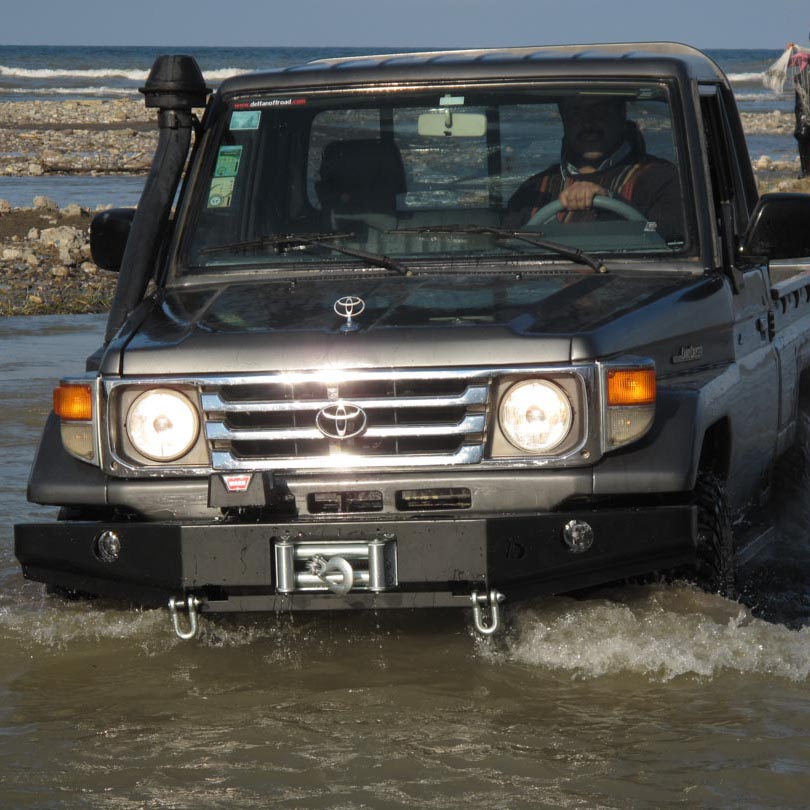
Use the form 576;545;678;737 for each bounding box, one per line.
139;54;209;112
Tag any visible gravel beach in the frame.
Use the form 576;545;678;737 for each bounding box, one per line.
1;98;809;317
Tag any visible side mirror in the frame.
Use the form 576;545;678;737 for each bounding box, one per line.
90;208;136;271
739;193;810;261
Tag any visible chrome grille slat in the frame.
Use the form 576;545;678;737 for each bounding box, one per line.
201;372;491;471
211;444;484;471
206;413;486;442
201;385;488;413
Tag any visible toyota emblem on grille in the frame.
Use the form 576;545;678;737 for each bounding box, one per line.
334;295;365;333
315;401;368;439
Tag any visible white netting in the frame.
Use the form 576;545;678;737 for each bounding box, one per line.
763;47;793;93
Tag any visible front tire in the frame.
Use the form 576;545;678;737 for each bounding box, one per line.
693;474;737;599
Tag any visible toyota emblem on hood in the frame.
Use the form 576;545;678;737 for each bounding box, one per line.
334;295;365;332
315;401;368;439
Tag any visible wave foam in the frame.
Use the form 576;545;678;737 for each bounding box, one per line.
0;65;248;83
6;86;136;96
500;584;810;681
729;71;766;83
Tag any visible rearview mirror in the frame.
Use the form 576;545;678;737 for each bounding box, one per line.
417;111;487;137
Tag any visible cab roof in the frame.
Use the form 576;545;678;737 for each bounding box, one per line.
217;42;728;97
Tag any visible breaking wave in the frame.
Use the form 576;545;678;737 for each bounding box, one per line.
0;65;248;82
6;86;136;96
728;71;766;82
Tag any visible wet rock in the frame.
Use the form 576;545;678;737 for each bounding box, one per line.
33;196;58;211
0;199;11;213
39;226;83;249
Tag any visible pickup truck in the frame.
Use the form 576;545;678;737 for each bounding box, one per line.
14;43;810;640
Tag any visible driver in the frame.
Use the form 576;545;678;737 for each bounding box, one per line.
505;95;683;242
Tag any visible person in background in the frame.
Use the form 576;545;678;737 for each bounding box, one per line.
786;39;810;178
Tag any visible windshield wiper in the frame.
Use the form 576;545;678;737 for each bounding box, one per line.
200;232;411;276
394;225;607;274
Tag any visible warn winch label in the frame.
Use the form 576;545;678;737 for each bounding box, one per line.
222;474;253;493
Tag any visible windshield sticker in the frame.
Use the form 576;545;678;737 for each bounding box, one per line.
208;176;235;208
233;98;307;110
230;110;261;130
214;145;243;178
439;95;465;106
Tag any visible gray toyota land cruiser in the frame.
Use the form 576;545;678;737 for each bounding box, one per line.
14;43;810;639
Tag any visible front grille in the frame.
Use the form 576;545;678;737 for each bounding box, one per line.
201;371;490;471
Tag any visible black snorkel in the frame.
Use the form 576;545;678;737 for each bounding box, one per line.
103;55;209;344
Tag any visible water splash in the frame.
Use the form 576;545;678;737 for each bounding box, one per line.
500;583;810;681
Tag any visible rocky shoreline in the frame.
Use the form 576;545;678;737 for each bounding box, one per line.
1;98;809;317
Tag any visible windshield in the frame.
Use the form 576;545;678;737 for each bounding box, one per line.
179;82;691;276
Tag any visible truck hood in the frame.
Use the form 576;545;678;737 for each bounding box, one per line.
110;271;724;375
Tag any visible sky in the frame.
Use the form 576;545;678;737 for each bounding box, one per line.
0;0;806;49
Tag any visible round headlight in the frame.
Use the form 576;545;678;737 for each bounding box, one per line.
126;389;200;462
499;380;572;452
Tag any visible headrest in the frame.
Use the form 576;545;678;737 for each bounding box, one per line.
318;139;406;212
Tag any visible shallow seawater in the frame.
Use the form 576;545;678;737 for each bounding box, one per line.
2;314;810;809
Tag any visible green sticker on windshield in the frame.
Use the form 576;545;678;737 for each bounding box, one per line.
214;145;243;178
230;110;261;130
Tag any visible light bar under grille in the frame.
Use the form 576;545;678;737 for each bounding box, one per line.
203;375;490;471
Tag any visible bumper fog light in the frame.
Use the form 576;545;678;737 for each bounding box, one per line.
562;519;594;553
94;530;122;563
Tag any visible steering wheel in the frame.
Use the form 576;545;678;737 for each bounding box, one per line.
525;194;648;227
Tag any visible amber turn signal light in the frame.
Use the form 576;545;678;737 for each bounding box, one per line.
53;384;93;421
607;369;656;406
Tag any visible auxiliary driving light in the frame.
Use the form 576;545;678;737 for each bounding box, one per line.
94;530;121;563
499;379;572;452
126;388;200;462
562;519;594;553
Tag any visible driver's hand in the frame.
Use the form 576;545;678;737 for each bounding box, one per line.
559;181;609;210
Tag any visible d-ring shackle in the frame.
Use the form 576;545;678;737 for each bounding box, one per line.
168;595;201;640
471;589;506;635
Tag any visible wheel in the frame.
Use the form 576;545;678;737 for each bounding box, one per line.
692;474;737;599
524;194;648;227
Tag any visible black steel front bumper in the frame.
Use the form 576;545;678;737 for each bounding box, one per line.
15;505;696;613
